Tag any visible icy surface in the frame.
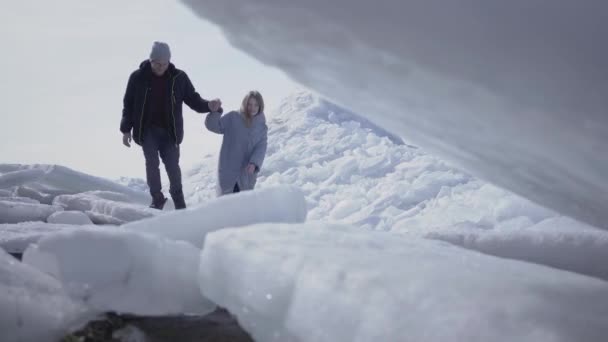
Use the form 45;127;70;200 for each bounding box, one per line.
0;196;40;204
200;224;608;342
23;229;215;316
0;164;150;205
0;222;95;254
14;186;54;205
0;168;46;189
126;185;307;247
0;249;89;342
427;217;608;282
182;0;608;229
53;192;157;224
0;200;64;224
46;211;94;225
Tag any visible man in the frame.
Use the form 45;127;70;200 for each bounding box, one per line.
120;42;221;210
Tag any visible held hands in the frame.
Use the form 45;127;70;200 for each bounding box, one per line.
246;163;256;174
209;98;222;112
122;132;132;147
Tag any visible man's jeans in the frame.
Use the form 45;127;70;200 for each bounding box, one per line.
142;126;182;197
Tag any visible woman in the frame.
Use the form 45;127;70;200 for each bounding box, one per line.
205;90;268;195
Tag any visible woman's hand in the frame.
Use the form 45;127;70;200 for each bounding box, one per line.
246;163;256;174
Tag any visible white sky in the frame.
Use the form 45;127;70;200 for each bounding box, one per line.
0;0;298;179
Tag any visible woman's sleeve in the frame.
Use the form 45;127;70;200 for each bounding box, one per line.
205;111;230;134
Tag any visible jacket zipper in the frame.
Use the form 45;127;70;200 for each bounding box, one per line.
170;72;183;144
138;87;149;143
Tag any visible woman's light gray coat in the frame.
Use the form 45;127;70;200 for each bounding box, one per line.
205;110;268;194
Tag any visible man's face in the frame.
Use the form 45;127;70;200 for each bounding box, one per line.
150;59;169;76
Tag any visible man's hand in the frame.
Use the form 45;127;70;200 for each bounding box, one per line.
122;132;132;147
246;163;256;174
208;98;222;112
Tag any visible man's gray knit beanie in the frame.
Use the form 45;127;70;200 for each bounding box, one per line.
150;42;171;62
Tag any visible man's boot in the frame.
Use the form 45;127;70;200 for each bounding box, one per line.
150;192;167;210
170;189;186;210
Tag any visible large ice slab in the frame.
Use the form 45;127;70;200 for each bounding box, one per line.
427;216;608;282
0;200;64;224
23;229;215;316
199;224;608;342
126;185;307;246
0;250;89;342
0;222;95;254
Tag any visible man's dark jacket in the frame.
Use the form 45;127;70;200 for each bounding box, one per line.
121;60;214;145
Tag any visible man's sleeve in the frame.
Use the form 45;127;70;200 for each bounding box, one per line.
120;73;136;133
182;73;212;114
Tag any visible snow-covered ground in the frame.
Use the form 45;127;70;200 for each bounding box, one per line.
2;92;608;341
181;0;608;230
184;93;587;236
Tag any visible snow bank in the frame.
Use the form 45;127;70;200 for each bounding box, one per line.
0;168;45;189
47;211;94;225
181;0;608;229
53;192;156;223
0;222;95;254
427;217;608;282
0;200;63;224
0;249;89;342
0;164;150;205
126;185;307;246
22;229;215;316
200;224;608;342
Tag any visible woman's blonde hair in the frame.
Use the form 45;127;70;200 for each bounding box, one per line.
240;90;265;127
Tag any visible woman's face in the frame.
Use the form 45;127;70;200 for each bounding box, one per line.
247;97;260;116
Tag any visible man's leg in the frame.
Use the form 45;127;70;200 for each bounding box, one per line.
159;137;185;209
142;127;167;209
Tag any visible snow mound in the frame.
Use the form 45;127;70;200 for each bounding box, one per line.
185;92;557;234
127;185;307;246
0;168;46;189
0;164;149;205
200;223;608;342
0;249;89;342
0;164;155;226
23;228;214;316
